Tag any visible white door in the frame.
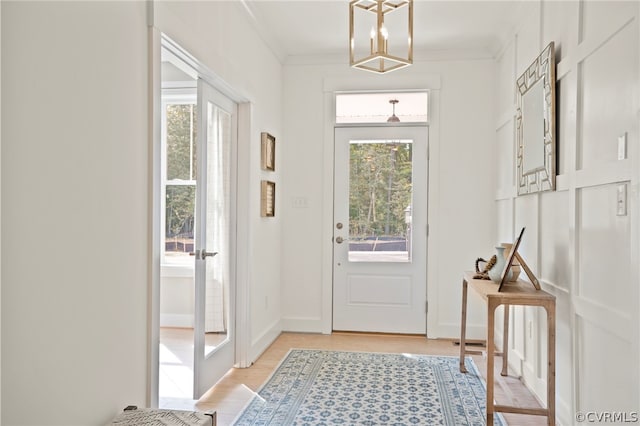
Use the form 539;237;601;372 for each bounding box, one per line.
333;126;428;334
193;79;237;397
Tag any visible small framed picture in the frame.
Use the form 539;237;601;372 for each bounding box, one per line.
261;132;276;171
261;180;275;217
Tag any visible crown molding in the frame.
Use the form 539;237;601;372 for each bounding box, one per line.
237;0;288;64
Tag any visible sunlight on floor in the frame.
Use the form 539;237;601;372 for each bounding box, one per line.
159;327;229;407
160;343;183;365
159;328;195;404
160;360;194;398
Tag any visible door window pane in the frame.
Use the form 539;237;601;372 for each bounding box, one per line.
204;102;232;357
349;139;413;262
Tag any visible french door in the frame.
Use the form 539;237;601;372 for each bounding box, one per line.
333;125;428;334
192;79;237;397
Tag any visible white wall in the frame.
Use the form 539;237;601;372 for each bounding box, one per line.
493;1;640;423
160;275;194;328
2;2;149;425
280;56;497;339
1;1;285;424
151;1;284;363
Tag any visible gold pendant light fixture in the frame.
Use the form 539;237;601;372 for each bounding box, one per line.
349;0;413;74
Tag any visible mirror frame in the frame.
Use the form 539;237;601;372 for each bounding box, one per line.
516;42;556;195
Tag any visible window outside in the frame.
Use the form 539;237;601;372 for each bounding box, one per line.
164;101;197;261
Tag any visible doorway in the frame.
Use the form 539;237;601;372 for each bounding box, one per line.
332;125;428;334
158;39;238;406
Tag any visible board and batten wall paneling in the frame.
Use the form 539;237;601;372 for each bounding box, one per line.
542;1;578;64
555;73;577;178
579;21;638;171
495;199;514;244
539;191;570;291
575;1;639;419
577;184;632;314
577;316;635;412
493;1;639;424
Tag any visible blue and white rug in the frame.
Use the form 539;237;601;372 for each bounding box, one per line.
233;349;504;425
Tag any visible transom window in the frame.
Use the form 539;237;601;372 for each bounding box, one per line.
336;92;428;124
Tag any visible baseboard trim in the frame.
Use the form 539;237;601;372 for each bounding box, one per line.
430;323;486;340
281;317;326;334
556;395;572;426
249;319;282;364
522;360;547;405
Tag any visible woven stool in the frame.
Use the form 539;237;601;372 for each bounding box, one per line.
107;406;216;426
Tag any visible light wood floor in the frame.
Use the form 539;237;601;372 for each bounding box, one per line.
168;332;547;425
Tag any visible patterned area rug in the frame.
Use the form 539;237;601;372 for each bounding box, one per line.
233;349;504;425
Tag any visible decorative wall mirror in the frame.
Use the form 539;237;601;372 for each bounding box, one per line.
516;42;556;195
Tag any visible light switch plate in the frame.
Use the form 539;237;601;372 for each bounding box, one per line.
292;196;309;208
618;133;627;160
617;184;627;216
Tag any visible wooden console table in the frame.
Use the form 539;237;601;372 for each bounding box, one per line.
459;271;556;425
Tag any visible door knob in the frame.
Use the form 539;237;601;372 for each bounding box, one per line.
335;236;344;244
189;250;218;260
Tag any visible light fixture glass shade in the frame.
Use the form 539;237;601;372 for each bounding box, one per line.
349;0;413;74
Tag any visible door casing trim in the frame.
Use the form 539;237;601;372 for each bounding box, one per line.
321;81;441;336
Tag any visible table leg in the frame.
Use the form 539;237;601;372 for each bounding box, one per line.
546;302;556;426
486;300;497;425
501;304;509;376
459;278;468;373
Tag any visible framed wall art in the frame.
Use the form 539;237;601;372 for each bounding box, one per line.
261;180;275;217
261;132;276;171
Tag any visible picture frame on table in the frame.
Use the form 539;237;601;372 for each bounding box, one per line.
498;227;525;292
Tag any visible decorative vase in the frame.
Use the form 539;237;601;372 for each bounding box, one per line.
488;246;506;283
501;243;522;282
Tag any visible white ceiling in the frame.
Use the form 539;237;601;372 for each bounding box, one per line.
243;0;526;62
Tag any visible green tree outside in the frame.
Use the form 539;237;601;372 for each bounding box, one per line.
165;104;197;250
349;141;412;240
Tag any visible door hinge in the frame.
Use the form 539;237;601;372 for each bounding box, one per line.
426;224;429;237
425;301;428;314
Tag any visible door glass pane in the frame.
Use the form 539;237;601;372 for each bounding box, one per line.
349;139;413;263
203;102;231;357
